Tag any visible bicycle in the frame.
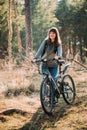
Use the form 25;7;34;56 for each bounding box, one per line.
35;58;76;115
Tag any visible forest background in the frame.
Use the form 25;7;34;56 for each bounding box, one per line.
0;0;87;129
0;0;87;65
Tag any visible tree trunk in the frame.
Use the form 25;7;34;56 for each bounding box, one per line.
13;0;23;61
83;35;87;57
79;36;83;61
25;0;32;57
72;35;77;58
8;0;12;65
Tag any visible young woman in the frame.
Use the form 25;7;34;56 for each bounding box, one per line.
33;27;62;80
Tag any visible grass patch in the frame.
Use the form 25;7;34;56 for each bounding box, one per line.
4;84;35;97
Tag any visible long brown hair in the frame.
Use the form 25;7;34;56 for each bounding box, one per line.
46;27;61;46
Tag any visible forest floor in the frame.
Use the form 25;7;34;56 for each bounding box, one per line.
0;62;87;130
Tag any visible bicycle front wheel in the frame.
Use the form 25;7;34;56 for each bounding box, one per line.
62;74;76;104
40;77;53;115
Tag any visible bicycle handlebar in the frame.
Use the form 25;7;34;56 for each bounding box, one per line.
32;58;66;75
35;58;65;65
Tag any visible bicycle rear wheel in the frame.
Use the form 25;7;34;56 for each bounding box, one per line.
62;74;76;104
40;77;53;115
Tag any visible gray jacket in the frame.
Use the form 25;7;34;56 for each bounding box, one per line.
34;39;62;59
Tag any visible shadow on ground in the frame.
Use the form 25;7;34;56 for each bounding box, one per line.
19;103;71;130
19;93;87;130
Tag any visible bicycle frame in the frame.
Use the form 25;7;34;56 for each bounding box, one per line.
34;58;76;115
43;70;61;95
36;58;71;95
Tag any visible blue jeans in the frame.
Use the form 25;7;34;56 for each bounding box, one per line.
42;65;58;80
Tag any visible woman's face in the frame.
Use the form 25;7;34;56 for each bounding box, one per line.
49;31;56;42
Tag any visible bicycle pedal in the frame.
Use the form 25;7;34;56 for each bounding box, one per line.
53;101;58;107
53;98;58;105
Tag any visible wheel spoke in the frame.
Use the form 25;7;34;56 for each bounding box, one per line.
40;79;53;114
62;75;76;104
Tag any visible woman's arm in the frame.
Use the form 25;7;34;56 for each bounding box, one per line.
34;40;46;59
57;44;62;57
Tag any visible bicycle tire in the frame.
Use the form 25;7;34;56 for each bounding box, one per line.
62;74;76;104
40;77;53;115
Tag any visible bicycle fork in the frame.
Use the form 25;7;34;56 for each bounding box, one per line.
48;75;60;96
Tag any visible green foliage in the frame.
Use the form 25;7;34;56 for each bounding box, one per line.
55;0;87;58
0;0;8;57
12;0;25;54
0;0;87;60
31;0;58;50
0;0;25;59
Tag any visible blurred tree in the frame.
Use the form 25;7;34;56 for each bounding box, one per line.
25;0;32;57
31;0;58;50
0;0;8;58
0;0;87;63
13;0;23;61
55;0;87;60
8;0;12;63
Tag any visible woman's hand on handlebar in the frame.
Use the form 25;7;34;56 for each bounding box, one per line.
32;58;37;63
54;55;62;60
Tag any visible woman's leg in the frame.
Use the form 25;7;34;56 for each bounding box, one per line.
42;65;48;75
48;67;58;104
48;67;58;80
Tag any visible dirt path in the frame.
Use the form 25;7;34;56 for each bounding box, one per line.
0;69;87;130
